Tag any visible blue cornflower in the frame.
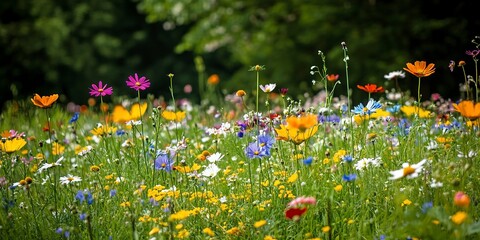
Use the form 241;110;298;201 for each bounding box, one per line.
76;190;94;205
116;129;126;136
342;174;357;182
154;151;175;172
351;99;382;116
342;155;353;163
110;189;117;197
245;142;268;159
386;104;401;113
421;201;433;213
69;112;80;124
302;156;313;166
79;213;87;220
75;190;85;203
257;134;275;155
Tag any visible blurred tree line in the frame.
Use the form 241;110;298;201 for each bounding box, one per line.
1;0;478;110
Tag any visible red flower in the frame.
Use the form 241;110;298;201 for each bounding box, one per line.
357;84;384;93
285;207;307;221
326;74;339;82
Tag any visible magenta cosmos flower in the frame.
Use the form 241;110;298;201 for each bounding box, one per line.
89;81;113;97
126;73;150;91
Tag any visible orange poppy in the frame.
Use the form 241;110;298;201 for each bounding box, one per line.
452;100;480;120
357;84;384;93
31;94;59;108
326;74;339;82
403;61;435;78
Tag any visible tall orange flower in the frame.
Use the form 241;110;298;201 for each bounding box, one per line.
403;61;435;78
207;74;220;85
357;84;384;93
31;94;59;108
452;100;480;120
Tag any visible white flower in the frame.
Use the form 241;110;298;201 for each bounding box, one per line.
259;83;276;93
201;163;221;178
37;157;64;173
458;150;477;158
384;71;406;80
354;157;381;170
207;152;224;163
78;146;93;156
389;159;427;180
59;174;82;185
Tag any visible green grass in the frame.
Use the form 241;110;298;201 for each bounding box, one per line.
1;47;480;240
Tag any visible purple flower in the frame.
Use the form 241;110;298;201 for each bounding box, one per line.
110;189;117;197
79;213;87;221
126;73;150;91
245;142;268;159
155;152;175;172
89;81;113;97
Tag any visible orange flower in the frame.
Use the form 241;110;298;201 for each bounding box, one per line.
31;94;59;108
286;114;317;130
452;100;480;120
357;84;384;93
326;74;339;82
207;74;220;85
403;61;435;78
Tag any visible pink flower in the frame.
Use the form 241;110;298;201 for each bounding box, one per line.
126;73;150;91
89;81;113;97
287;196;316;208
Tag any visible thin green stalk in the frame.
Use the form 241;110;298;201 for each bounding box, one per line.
341;42;354;157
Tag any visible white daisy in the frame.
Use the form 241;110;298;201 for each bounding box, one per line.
207;152;224;163
37;157;64;173
59;174;82;185
384;71;406;80
259;83;276;93
389;159;427;180
201;163;221;178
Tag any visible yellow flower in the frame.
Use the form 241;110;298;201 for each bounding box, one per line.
264;236;276;240
149;227;160;235
226;227;240;235
90;125;117;136
287;172;298;183
400;106;433;118
202;227;215;236
0;138;27;153
401;199;412;206
236;90;246;97
321;226;331;233
451;211;468;225
111;102;148;123
162;110;186;122
168;210;192;221
52;142;65;155
120;202;131;207
403;61;435;78
31;93;59;108
254;220;267;228
334;184;343;192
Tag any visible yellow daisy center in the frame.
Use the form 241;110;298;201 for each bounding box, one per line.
403;165;415;176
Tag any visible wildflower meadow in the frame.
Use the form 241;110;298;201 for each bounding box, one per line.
1;37;480;240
